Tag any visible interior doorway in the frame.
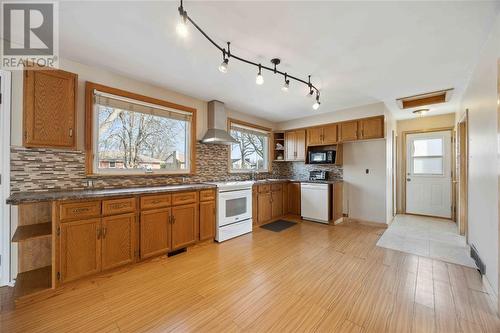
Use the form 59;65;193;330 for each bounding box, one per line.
405;130;453;219
457;111;468;239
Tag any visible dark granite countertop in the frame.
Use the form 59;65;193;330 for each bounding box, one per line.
7;183;217;205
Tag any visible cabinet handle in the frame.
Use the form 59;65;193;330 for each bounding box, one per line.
69;128;73;137
172;216;176;224
97;227;101;239
168;215;172;224
102;227;107;238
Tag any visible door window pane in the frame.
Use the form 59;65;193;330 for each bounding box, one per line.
413;157;443;175
413;138;443;157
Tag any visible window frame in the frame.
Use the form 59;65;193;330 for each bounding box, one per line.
410;136;445;176
227;118;272;173
85;82;196;176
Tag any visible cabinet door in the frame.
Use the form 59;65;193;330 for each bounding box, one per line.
257;192;272;224
322;124;338;144
271;189;283;219
101;213;135;271
307;127;323;146
339;121;359;142
360;116;384;139
199;201;215;241
171;203;197;250
60;218;101;283
285;131;296;160
24;68;77;148
295;130;306;161
288;183;301;216
140;209;170;259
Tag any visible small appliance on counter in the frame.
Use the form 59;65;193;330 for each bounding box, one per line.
309;170;328;181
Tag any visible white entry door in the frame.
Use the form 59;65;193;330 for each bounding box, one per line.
406;131;452;218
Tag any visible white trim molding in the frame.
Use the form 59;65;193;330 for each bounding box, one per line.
0;70;12;286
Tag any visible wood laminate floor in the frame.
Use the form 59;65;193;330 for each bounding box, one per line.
1;218;499;333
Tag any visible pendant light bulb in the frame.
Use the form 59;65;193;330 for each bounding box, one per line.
256;65;264;85
219;58;229;73
282;80;290;92
176;14;188;37
312;101;320;110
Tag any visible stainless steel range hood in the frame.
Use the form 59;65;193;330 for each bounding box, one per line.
201;100;237;145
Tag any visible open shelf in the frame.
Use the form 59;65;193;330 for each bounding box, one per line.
12;222;52;242
14;266;52;299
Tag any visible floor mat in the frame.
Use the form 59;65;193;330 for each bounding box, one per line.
260;220;297;232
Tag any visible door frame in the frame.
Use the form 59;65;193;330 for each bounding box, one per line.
457;110;469;239
402;127;455;219
0;70;12;286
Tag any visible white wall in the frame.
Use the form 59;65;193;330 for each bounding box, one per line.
343;140;387;224
457;12;500;297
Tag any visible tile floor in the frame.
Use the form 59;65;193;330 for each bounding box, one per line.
377;214;477;268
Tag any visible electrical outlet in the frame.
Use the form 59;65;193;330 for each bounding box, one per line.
365;169;369;174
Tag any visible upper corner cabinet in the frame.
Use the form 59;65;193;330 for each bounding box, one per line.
23;67;78;149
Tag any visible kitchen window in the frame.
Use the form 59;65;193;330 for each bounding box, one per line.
86;83;195;175
229;120;270;172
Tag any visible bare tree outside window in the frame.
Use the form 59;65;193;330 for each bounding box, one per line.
96;106;189;173
230;127;268;171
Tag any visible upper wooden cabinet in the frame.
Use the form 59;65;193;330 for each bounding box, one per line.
307;124;338;146
359;116;384;140
339;120;359;142
23;68;77;149
285;130;306;161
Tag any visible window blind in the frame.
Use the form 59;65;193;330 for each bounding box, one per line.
93;90;192;122
230;122;270;137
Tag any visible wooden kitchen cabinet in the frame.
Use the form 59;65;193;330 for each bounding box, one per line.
257;192;272;225
306;127;323;146
171;203;197;250
23;67;77;149
140;209;171;259
271;186;283;219
339;120;359;142
60;218;101;283
199;201;215;241
101;213;135;271
285;130;306;161
359;116;384;140
307;124;338;146
287;182;301;216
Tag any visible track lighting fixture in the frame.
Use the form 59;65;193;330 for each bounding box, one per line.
177;0;321;106
256;64;264;85
282;73;290;92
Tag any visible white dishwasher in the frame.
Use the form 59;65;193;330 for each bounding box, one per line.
301;183;331;223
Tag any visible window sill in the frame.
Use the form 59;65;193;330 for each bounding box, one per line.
229;170;270;174
86;171;193;178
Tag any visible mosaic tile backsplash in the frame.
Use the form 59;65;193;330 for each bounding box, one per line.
10;145;342;192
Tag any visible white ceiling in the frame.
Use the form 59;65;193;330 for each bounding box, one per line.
59;1;500;122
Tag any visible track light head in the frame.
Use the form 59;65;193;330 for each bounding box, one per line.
282;80;290;92
219;58;229;73
256;64;264;85
176;14;188;37
312;93;320;110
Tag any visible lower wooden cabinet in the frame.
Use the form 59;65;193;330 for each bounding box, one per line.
287;182;301;215
140;208;171;259
171;203;197;250
101;213;135;270
60;218;101;283
199;201;215;241
60;214;136;283
257;192;272;225
271;187;283;219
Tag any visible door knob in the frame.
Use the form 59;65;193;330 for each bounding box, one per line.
407;178;411;182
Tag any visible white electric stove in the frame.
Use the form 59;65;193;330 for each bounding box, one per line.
206;181;254;242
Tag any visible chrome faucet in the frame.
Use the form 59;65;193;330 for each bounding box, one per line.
250;171;257;181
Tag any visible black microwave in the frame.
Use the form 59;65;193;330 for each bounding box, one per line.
308;150;336;164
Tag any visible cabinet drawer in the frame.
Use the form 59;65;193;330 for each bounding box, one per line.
199;189;216;202
258;185;271;193
271;184;283;191
60;201;101;222
102;197;136;216
141;194;171;210
172;191;198;205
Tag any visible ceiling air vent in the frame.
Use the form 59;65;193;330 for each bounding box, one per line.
396;88;453;109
